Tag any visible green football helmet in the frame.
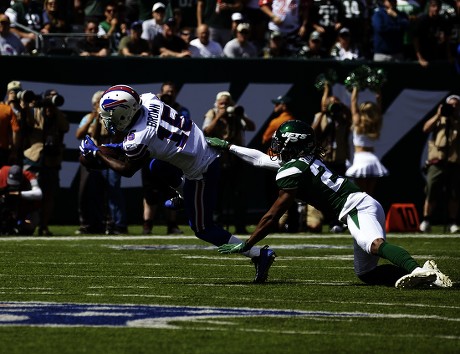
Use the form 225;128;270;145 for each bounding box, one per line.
270;120;316;164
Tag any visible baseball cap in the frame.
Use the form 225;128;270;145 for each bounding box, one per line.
165;17;176;27
339;27;350;35
309;31;321;41
231;12;243;22
271;95;291;104
446;95;460;103
152;2;166;12
236;23;250;32
216;91;232;101
7;81;21;92
131;20;143;30
7;165;22;186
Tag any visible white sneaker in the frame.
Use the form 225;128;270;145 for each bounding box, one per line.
419;220;431;232
395;268;437;289
449;224;460;233
423;260;453;288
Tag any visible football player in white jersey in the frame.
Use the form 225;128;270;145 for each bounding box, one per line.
79;84;276;283
207;120;452;288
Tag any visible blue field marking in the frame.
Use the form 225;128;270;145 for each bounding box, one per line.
0;302;457;329
0;302;354;328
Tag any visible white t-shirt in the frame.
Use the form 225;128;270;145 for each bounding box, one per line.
189;38;223;58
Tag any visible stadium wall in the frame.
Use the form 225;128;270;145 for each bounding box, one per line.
2;56;459;225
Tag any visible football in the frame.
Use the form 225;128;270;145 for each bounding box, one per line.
79;145;126;170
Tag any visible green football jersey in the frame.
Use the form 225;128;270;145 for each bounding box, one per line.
276;156;361;219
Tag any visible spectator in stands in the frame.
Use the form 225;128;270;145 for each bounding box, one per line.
419;94;460;233
141;2;166;43
345;86;388;197
118;20;152;56
296;30;330;59
202;91;256;234
0;13;25;55
165;0;198;31
179;26;194;45
97;3;127;52
241;0;268;51
22;89;69;236
310;0;346;53
259;0;308;53
262;30;290;57
77;19;110;56
0;164;42;235
151;17;192;57
189;23;223;57
371;0;409;62
448;0;460;60
413;0;453;67
0;82;20;167
329;27;362;60
74;0;112;24
223;22;258;57
41;0;70;34
5;0;42;54
396;0;422;61
197;0;243;48
230;11;245;37
340;0;371;59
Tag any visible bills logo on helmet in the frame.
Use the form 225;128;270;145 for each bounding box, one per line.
101;98;130;112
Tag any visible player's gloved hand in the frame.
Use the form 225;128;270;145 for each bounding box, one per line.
206;137;230;150
79;135;99;157
101;142;123;150
218;241;250;254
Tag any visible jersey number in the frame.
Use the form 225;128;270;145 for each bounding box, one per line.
157;105;192;148
310;160;344;192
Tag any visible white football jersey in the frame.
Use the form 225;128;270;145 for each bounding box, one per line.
122;93;219;180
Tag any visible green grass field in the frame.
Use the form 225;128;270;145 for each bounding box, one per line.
0;226;458;354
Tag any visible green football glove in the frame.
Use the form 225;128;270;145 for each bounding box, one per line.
206;137;230;150
218;242;250;254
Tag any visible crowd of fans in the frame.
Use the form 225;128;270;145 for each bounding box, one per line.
0;0;459;65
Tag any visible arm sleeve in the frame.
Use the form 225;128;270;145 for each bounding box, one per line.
229;145;280;170
20;178;42;201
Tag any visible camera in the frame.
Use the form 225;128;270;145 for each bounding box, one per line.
327;102;343;119
16;90;37;102
37;94;65;108
226;105;244;117
441;103;454;117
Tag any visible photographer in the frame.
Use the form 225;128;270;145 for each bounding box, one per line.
1;81;22;167
203;91;255;234
0;164;42;235
22;89;69;236
419;94;460;233
311;81;352;233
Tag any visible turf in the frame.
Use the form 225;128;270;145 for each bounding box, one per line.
0;225;458;354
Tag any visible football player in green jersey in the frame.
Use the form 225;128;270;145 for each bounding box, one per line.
207;120;452;288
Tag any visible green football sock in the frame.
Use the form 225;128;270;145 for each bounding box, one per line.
377;241;420;273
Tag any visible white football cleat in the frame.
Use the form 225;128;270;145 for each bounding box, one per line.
423;260;453;288
395;268;437;289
